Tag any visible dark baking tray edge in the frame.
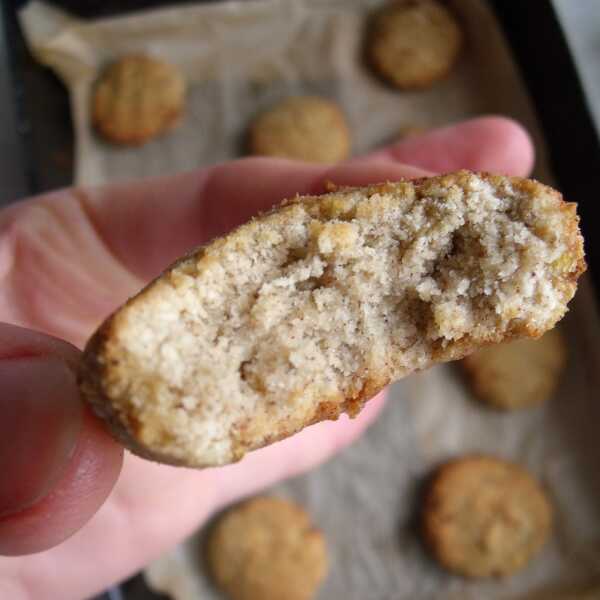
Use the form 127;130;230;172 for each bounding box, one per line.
489;0;600;309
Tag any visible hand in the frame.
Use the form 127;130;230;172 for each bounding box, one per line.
0;117;533;600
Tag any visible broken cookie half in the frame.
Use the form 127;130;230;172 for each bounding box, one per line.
79;171;585;467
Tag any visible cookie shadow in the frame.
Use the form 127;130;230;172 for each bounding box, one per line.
397;461;454;583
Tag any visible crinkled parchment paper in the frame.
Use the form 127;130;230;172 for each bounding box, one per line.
21;0;551;186
20;1;600;598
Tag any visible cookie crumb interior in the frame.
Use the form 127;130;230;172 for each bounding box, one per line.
90;171;583;466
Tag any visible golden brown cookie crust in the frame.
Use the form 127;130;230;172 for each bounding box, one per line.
249;96;351;163
369;0;463;89
462;328;567;410
423;456;553;578
207;497;328;600
92;55;186;145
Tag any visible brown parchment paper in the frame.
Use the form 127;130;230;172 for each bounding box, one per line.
19;1;600;598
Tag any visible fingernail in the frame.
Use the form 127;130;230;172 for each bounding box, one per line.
0;357;82;517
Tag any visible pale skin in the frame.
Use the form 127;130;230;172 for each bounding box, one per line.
0;117;534;599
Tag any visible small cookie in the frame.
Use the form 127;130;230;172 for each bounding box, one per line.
93;55;186;145
249;96;351;163
423;456;552;578
369;0;463;89
79;172;585;468
462;328;567;410
207;497;328;600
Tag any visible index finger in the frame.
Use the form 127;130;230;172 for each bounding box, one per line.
0;117;534;346
78;158;431;283
49;116;535;283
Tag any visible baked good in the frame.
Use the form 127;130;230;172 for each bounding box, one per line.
92;55;185;145
79;171;585;467
462;328;567;410
422;455;553;578
249;96;350;163
207;497;327;600
369;0;463;89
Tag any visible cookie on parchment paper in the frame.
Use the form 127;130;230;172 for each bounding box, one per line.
462;328;567;410
92;55;186;146
249;96;351;163
369;0;463;89
206;497;328;600
422;455;553;578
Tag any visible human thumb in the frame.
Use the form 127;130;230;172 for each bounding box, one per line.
0;323;122;555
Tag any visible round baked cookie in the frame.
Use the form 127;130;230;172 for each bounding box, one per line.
369;0;463;89
249;96;351;163
207;497;328;600
462;328;566;410
92;55;186;145
423;456;552;578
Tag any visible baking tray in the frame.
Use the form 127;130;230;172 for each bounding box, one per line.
2;1;600;598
